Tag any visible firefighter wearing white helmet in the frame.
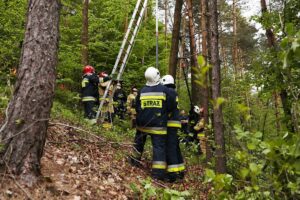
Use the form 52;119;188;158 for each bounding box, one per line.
129;67;176;181
161;75;185;182
145;66;161;86
188;105;205;155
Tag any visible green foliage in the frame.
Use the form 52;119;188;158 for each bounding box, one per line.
205;125;300;200
0;0;27;79
130;178;191;200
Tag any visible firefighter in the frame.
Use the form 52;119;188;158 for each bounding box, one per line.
189;105;204;155
81;65;99;123
113;82;127;119
193;106;206;155
161;75;185;182
129;67;175;181
179;110;189;142
126;86;138;128
98;71;114;128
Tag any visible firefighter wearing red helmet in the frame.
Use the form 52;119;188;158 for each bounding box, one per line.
81;65;99;122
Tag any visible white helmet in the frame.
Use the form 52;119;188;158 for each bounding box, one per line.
145;67;160;86
161;75;174;85
194;105;200;114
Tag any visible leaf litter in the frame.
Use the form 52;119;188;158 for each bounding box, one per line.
0;120;207;199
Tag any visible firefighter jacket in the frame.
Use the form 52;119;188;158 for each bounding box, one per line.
166;88;181;129
81;73;99;102
113;89;127;107
194;117;205;138
127;93;137;116
136;84;176;135
99;78;114;113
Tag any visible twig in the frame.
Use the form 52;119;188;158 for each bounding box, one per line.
0;119;49;142
49;122;105;141
49;121;134;147
4;162;33;200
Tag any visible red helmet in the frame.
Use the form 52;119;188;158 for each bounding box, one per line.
98;71;108;77
83;65;95;74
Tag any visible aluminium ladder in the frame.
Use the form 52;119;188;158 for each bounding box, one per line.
95;0;148;122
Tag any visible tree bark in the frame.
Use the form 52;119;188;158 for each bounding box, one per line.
168;0;183;79
232;0;238;79
200;0;212;162
0;0;60;185
260;0;276;47
209;0;226;173
81;0;89;66
186;0;201;107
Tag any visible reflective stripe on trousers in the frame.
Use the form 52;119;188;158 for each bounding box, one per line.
167;120;182;128
152;161;167;169
167;163;185;172
82;96;96;101
136;126;167;135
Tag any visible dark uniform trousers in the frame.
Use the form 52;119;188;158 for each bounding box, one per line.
166;127;185;180
132;130;167;179
131;84;175;181
83;101;96;119
165;90;185;181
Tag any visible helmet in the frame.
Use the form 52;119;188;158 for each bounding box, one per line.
131;86;138;92
193;105;200;114
145;67;160;86
161;75;174;85
116;82;121;89
83;65;95;74
99;71;108;77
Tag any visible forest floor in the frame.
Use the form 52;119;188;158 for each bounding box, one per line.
0;119;208;200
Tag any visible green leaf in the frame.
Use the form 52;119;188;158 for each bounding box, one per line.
240;168;249;179
204;169;216;182
249;163;258;174
291;40;300;52
197;55;206;67
247;142;257;150
213;97;226;109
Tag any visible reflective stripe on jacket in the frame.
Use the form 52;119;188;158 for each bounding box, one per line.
136;84;175;131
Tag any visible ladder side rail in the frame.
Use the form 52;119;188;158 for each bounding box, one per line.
117;0;148;80
95;0;144;121
110;0;143;76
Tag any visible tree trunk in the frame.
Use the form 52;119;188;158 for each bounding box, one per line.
209;0;226;173
232;0;238;79
81;0;89;66
0;0;60;185
168;0;183;79
186;0;201;107
260;0;276;47
200;0;212;162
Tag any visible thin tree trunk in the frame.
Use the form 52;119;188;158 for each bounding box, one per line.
186;0;201;107
274;92;281;134
200;0;212;161
168;0;183;79
124;0;129;32
209;0;226;173
232;0;238;79
0;0;60;185
81;0;89;66
260;0;276;47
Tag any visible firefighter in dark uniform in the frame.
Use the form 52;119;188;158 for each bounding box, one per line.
179;110;189;142
113;82;127;119
161;75;185;182
189;105;203;155
81;65;99;123
129;67;175;181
